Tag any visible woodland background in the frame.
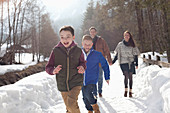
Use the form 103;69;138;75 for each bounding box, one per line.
0;0;169;64
81;0;170;62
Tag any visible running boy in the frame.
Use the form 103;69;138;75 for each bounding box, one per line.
46;26;86;113
81;35;110;113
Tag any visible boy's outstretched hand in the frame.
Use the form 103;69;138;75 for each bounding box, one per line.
106;80;109;85
77;66;85;74
53;65;62;74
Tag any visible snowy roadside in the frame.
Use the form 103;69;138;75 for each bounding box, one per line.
134;64;170;113
0;53;45;75
0;58;170;113
0;62;37;75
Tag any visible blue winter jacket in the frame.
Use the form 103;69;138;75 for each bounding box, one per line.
82;48;110;86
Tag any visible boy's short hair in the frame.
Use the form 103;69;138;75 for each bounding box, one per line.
89;26;97;31
59;26;74;36
82;35;93;42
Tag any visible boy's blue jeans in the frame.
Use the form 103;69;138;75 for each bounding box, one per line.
93;67;103;96
82;84;97;111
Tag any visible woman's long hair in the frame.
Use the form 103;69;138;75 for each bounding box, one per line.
124;31;136;47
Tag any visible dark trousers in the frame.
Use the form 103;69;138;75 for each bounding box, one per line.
120;63;134;89
82;84;97;111
123;71;133;89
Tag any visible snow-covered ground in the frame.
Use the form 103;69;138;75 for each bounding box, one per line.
0;58;170;113
0;53;40;75
0;43;43;75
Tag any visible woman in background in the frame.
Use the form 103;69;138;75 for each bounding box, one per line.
112;31;140;97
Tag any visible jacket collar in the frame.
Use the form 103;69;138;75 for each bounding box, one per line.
81;48;94;60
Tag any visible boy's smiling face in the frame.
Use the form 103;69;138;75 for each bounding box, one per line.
60;30;75;48
82;40;93;53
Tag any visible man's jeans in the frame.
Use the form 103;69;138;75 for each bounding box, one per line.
82;84;97;111
93;67;103;96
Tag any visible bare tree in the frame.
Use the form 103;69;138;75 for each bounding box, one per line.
18;4;25;63
0;0;53;64
0;0;4;51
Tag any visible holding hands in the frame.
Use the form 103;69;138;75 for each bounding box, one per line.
136;66;138;69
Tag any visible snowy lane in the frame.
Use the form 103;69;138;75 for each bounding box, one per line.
0;58;170;113
96;62;147;113
97;97;146;113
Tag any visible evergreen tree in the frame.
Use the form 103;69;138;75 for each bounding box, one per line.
39;14;58;59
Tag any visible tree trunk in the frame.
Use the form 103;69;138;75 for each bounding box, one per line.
161;0;170;62
9;1;18;64
15;0;22;63
134;1;145;52
6;0;12;54
32;26;35;62
147;7;155;55
0;0;3;51
19;7;25;64
37;11;41;63
154;10;164;52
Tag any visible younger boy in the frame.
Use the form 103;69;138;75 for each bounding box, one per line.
81;35;110;113
46;26;86;113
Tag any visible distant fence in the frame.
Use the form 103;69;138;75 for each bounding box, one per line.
142;54;170;68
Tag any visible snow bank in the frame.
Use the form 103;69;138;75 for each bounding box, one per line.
0;62;37;75
134;65;170;113
0;53;43;75
0;72;61;113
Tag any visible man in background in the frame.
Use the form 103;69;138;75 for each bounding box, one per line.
89;26;112;97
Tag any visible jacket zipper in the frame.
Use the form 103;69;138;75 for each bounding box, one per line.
82;49;93;86
66;50;70;91
66;46;74;91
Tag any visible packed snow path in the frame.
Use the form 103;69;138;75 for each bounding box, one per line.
0;58;170;113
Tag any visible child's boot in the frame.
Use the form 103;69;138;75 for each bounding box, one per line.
129;89;133;97
92;104;100;113
88;110;93;113
124;88;128;97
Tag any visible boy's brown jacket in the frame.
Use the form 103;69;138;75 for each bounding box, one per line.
94;36;112;65
46;41;86;92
